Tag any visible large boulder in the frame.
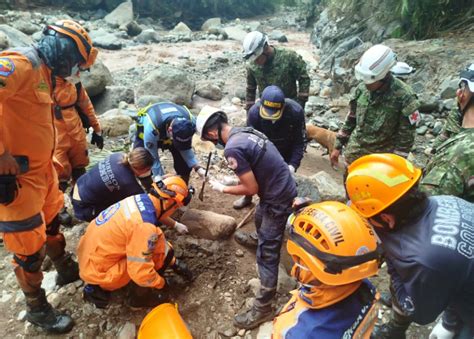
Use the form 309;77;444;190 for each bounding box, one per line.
170;22;192;39
195;81;223;101
294;174;321;202
438;78;458;100
125;21;142;37
223;26;247;41
0;31;9;49
180;209;237;240
136;29;160;43
81;60;113;97
136;65;195;106
99;108;134;137
309;171;346;202
104;1;134;27
90;29;122;50
0;24;33;47
93;86;134;114
201;17;221;32
12;20;39;35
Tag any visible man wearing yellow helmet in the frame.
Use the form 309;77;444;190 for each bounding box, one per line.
77;176;194;309
0;19;97;333
272;201;381;338
345;153;474;339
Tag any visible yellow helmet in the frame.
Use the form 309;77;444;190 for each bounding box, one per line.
287;201;380;286
346;153;422;218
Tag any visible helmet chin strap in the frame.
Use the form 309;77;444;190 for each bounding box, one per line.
217;123;226;146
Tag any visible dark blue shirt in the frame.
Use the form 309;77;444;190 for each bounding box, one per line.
224;127;297;204
376;196;474;325
77;153;145;209
247;99;306;169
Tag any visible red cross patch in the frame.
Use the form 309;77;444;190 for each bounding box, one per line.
408;110;421;125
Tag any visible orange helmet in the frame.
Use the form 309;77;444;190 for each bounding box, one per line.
346;153;422;218
150;176;191;208
46;20;98;69
287;201;380;286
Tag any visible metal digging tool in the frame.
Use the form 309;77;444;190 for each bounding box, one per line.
198;152;212;201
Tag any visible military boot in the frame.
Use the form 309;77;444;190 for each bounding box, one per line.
233;195;253;210
370;310;411;339
53;252;80;286
172;260;194;282
234;306;274;330
234;230;258;249
25;288;74;333
127;282;169;308
83;284;110;309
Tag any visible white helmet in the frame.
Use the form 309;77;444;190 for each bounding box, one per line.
391;61;415;76
242;31;268;62
355;44;397;84
196;105;227;139
459;63;474;92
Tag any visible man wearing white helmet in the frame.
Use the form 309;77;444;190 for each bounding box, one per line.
330;44;420;167
242;31;310;111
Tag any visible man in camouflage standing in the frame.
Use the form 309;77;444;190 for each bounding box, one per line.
330;45;420;167
242;31;310;111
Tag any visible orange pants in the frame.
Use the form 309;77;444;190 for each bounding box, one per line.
0;162;65;293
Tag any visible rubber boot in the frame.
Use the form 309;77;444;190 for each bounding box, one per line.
234;305;274;330
233;195;253;210
172;259;193;282
127;282;168;308
25;288;74;333
234;230;258;249
58;207;73;228
83;284;110;309
52;252;80;286
371;309;411;339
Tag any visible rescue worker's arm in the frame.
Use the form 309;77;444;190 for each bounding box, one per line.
77;83;101;134
420;165;466;198
143;122;164;176
215;170;259;196
126;223;166;289
293;53;310;107
334;97;358;151
246;104;260;128
392;94;419;157
288;109;306;170
178;149;198;170
245;66;257;111
432;108;461;151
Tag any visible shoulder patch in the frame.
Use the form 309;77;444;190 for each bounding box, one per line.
95;202;121;226
226;156;238;170
408;110;421;125
0;58;15;77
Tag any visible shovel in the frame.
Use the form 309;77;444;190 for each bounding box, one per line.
198;152;212;201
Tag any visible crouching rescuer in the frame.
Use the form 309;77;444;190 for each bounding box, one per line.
272;200;381;338
77;176;194;308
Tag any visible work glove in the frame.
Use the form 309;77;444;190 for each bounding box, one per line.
91;132;104;150
209;179;226;193
174;222;188;234
222;175;239;186
196;167;206;179
429;319;456;339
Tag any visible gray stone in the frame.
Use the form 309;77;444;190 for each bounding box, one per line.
223;26;247;41
47;292;61;308
118;321;136;339
416;125;429;135
171;22;192;38
41;271;58;293
181;209;237;240
201;18;222;32
277;264;296;293
125;21;142;37
309;171;345;202
438;78;459;100
247;278;260;296
17;310;27;321
432;121;444;136
90;30;122;50
257;321;273;338
12;20;39;35
195;82;223;101
247;21;263;32
93;86;135;114
0;290;12;303
99;108;134;137
105;1;134;27
0;31;9;49
443;98;455;111
418;94;440;113
136;29;160;43
81;60;113;97
235;249;244;258
136;65;195;107
136;95;162;108
269;30;288;43
0;24;33;47
295;175;321;202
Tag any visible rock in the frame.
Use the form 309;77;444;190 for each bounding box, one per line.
81;60;113;97
105;1;134;27
418;94;440;113
0;290;12;303
432;121;444;136
136;65;195;107
305;96;329;112
93;86;135;114
41;271;58;293
17;310;27;322
125;21;142;37
5;272;17;288
278;264;296;293
257;321;273;338
12;20;39;35
65;284;77;295
181;209;237;240
136;95;162;108
47;292;61;308
320;86;332;98
0;31;9;49
247;21;263;32
118;321;136;339
235;249;244;257
99;108;134;137
0;24;33;47
195;82;223;101
223;26;247;41
247;278;260;296
231;97;241;105
171;22;192;38
136;29;160;43
90;29;122;50
219;328;237;337
416;125;429;135
269;30;288;43
438;78;459;100
443;98;455;111
309;171;346;202
294;175;321;202
201;18;222;32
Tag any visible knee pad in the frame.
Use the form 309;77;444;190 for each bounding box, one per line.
13;246;46;273
71;167;86;182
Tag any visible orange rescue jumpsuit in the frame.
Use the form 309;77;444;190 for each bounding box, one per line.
78;193;177;291
0;48;65;293
53;77;100;182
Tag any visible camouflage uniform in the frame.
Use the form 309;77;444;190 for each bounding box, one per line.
334;76;419;165
432;106;463;151
246;47;310;109
420;128;474;202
